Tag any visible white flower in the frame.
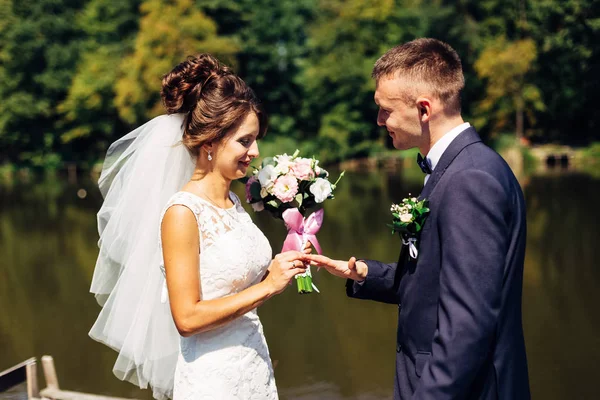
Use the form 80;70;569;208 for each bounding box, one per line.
274;154;294;174
260;186;269;198
310;178;333;203
411;197;417;202
251;201;264;212
392;204;403;213
314;160;328;177
258;164;277;188
406;204;412;210
400;213;413;223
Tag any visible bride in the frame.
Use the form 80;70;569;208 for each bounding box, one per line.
89;54;309;399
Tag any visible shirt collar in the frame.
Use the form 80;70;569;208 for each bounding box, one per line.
426;122;471;173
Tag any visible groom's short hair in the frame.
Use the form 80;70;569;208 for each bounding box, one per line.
372;38;464;115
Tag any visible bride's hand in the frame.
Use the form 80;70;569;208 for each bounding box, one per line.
264;251;308;295
303;240;313;254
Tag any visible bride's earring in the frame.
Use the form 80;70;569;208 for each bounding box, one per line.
207;150;212;161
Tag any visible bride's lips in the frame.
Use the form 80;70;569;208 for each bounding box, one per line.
239;161;251;168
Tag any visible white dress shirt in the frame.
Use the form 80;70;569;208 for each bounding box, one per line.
424;122;471;185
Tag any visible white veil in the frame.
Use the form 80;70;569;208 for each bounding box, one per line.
89;113;194;400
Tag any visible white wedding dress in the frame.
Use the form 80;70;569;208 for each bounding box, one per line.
159;191;278;400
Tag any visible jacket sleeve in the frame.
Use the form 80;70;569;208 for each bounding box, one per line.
413;169;511;399
345;250;404;305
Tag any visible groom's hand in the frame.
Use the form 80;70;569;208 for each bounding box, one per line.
305;254;368;282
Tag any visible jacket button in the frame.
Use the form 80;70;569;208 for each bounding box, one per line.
396;344;402;353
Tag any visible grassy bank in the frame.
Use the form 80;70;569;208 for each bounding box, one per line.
2;137;599;186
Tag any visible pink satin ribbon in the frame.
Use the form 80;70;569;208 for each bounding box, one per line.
281;208;324;254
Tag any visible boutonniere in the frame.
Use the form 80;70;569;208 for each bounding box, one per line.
388;195;430;259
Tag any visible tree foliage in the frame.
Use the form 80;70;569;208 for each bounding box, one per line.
114;0;238;125
0;0;86;167
198;0;317;140
474;37;544;138
57;0;141;163
0;0;598;169
299;0;444;161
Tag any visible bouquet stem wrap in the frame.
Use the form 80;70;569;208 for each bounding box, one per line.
282;208;323;294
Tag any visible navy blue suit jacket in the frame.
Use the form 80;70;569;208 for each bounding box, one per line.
347;128;530;399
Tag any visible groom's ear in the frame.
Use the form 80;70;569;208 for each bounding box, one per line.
416;98;432;123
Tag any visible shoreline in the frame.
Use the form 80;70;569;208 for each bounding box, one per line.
1;143;598;184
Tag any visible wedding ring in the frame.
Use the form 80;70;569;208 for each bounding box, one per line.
290;261;295;268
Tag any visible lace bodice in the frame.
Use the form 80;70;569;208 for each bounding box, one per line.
159;191;273;299
158;191;278;399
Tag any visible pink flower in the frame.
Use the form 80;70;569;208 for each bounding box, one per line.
272;174;299;203
245;176;258;203
291;158;315;181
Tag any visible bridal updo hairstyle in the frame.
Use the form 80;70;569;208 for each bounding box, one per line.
161;54;268;154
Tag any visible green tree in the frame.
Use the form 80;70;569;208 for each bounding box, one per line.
474;37;544;139
114;0;238;125
57;0;142;164
528;0;600;143
0;0;598;169
0;0;86;168
299;0;449;162
199;0;318;141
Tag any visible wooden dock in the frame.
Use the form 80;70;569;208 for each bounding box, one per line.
0;356;136;400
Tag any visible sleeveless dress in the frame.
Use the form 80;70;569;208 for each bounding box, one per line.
159;191;278;400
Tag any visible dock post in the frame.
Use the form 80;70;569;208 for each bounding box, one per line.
41;355;60;390
25;360;39;399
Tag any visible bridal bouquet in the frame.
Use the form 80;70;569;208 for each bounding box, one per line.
243;150;343;294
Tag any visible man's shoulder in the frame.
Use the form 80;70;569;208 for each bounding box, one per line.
454;140;515;180
439;141;523;211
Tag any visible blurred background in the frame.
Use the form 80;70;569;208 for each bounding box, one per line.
1;0;599;399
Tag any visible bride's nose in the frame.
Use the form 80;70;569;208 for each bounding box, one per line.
248;140;259;159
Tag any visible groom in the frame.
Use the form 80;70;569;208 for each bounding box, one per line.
307;38;530;399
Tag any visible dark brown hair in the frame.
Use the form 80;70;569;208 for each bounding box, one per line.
161;54;268;153
372;38;464;115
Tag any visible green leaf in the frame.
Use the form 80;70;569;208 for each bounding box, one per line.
262;157;275;167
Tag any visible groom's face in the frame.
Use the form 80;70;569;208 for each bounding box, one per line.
374;77;422;150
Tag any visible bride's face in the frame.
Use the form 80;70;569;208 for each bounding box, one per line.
213;112;260;180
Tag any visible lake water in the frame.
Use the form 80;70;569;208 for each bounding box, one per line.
1;167;599;399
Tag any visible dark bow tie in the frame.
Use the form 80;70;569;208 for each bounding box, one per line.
417;153;432;175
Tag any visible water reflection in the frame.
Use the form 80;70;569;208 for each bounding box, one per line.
522;174;600;400
1;169;599;399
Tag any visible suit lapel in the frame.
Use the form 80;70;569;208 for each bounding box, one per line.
396;128;482;285
419;127;482;200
